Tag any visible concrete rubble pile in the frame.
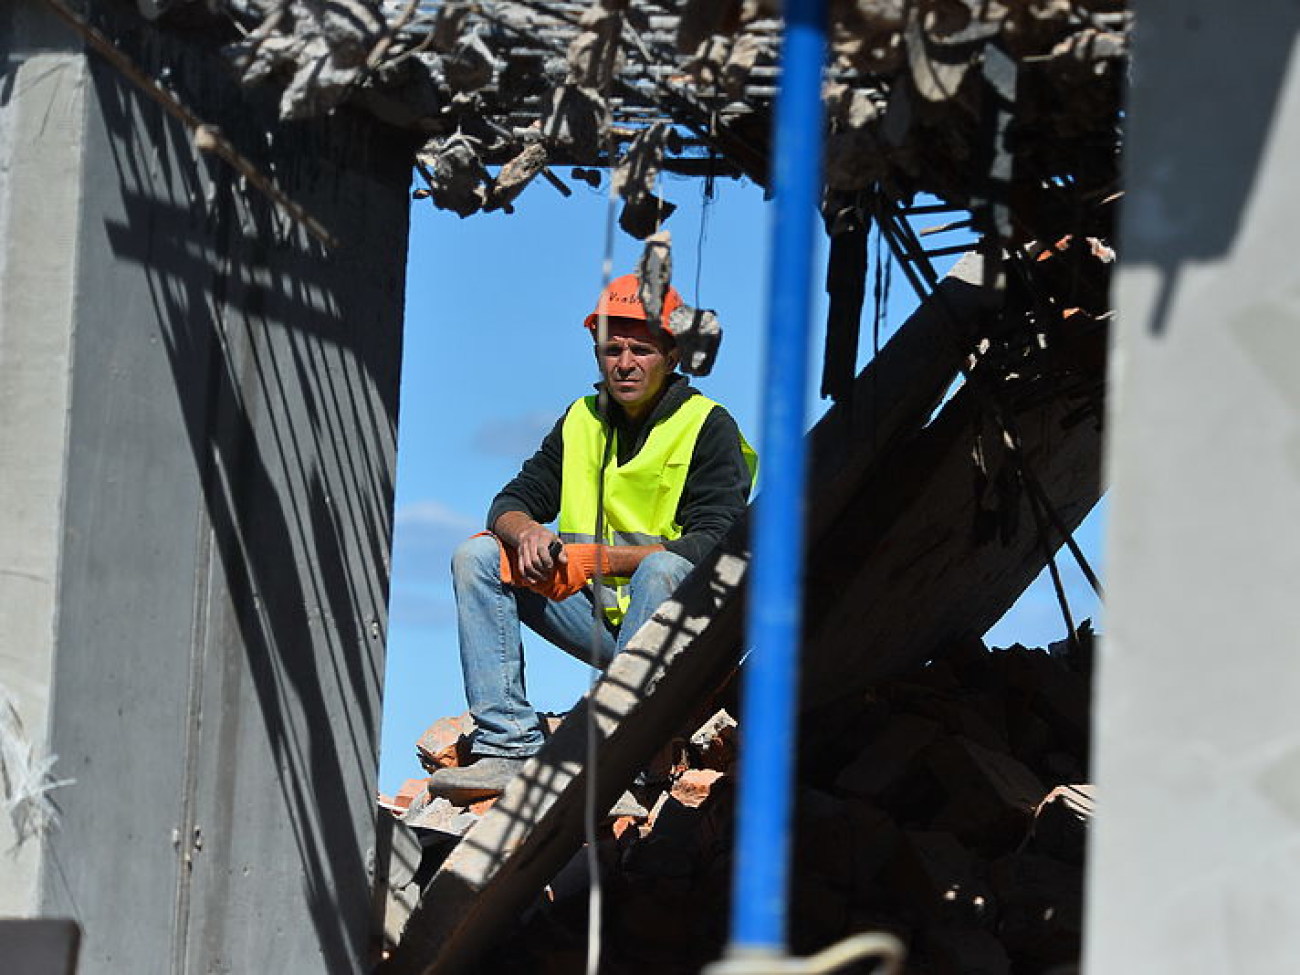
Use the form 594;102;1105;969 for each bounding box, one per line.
379;624;1096;974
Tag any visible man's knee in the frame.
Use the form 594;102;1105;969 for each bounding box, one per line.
630;550;693;594
451;534;500;583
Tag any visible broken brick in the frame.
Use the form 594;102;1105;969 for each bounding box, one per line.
670;768;724;809
416;712;475;771
393;777;431;813
467;796;499;817
626;797;707;879
390;622;1093;973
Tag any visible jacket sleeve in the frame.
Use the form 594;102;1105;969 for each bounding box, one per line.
486;414;566;529
662;406;753;565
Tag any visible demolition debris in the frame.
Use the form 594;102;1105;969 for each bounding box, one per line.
379;627;1096;974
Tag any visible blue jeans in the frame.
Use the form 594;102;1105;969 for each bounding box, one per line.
450;534;693;758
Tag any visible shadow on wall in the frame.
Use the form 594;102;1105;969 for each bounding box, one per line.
81;18;414;971
1123;8;1300;334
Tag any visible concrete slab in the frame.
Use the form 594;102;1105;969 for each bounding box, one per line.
3;5;415;971
1087;4;1300;972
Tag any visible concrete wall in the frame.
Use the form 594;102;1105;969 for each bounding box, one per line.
0;1;89;927
1;3;414;972
1087;4;1300;972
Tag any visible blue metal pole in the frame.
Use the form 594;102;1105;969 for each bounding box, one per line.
730;0;827;954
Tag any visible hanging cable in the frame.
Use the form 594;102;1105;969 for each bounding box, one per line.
871;217;888;360
1022;462;1104;598
582;109;621;975
868;216;892;456
694;154;716;307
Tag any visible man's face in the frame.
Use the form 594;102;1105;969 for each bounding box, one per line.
594;318;678;420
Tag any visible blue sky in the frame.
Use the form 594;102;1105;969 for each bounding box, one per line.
378;174;1104;794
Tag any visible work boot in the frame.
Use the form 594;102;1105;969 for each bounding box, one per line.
427;756;529;802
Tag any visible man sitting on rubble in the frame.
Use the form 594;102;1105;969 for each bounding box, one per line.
428;273;756;802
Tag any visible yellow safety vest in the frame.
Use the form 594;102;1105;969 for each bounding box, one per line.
558;393;757;625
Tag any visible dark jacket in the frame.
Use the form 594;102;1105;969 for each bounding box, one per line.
487;375;752;564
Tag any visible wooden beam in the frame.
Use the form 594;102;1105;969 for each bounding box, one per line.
800;359;1104;710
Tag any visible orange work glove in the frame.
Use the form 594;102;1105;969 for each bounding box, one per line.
560;543;616;588
497;540;614;602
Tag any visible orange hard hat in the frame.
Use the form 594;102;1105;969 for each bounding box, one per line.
584;273;685;333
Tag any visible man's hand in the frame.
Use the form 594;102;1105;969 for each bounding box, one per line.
497;543;615;602
491;511;669;599
493;511;562;585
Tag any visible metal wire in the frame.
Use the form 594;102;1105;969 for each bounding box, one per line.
1024;468;1082;655
869;190;1104;614
1024;472;1104;597
583;77;623;975
694;169;714;307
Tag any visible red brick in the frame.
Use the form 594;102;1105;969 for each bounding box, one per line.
415;712;475;771
393;777;430;812
670;768;724;809
467;796;499;816
610;816;639;840
626;798;708;879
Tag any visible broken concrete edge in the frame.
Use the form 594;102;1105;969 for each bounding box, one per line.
804;252;984;541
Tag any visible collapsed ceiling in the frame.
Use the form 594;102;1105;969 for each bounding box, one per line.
128;0;1128;251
